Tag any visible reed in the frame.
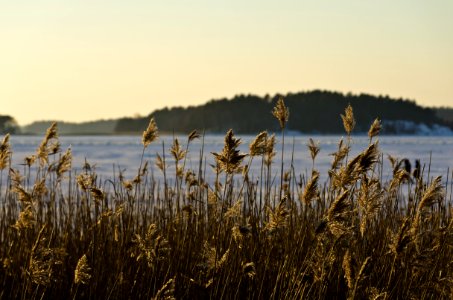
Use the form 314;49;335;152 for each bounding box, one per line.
0;102;451;299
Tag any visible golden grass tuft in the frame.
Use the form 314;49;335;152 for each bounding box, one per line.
307;138;320;162
341;104;355;135
368;118;382;141
212;129;246;174
0;133;11;170
272;96;289;129
74;254;91;285
142;117;159;148
249;131;268;156
300;170;320;205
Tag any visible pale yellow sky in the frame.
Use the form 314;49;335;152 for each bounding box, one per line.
1;1;452;125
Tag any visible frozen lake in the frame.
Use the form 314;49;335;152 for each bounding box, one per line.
5;134;453;186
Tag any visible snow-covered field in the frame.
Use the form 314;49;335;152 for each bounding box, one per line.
7;134;453;185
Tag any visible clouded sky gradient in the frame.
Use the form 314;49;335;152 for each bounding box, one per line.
1;0;452;125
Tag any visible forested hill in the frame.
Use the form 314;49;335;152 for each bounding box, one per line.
22;119;116;135
435;107;453;123
115;91;452;135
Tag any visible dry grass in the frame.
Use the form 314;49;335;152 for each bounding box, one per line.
0;104;452;299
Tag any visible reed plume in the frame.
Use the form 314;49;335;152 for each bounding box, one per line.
351;256;372;299
272;97;289;200
264;134;276;166
330;154;362;189
74;254;91;285
342;249;355;289
341;104;355;135
321;190;351;237
24;155;36;167
300;170;320;205
389;217;412;256
358;175;382;237
265;196;289;233
29;226;66;286
76;174;93;191
132;224;170;270
56;148;72;181
388;169;411;192
356;142;379;174
411;176;444;238
170;138;186;162
90;187;105;203
242;262;256;279
13;185;32;205
13;205;35;230
249;131;268;156
153;277;176;300
330;139;350;170
224;200;242;219
188;129;201;143
32;178;48;198
203;241;230;272
368;118;381;141
0;134;11;170
142;117;159;148
307;138;320;162
155;153;165;172
327;191;350;220
272;96;289;129
212;129;246;174
37;122;58;166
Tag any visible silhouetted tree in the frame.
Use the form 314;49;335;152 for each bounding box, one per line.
0;115;18;134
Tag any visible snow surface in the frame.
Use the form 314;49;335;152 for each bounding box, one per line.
4;135;453;188
382;120;453;136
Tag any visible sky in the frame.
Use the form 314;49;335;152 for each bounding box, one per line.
1;1;452;125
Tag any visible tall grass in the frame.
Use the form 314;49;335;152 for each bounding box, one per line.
0;102;452;299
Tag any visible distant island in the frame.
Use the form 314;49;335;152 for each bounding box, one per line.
4;90;453;135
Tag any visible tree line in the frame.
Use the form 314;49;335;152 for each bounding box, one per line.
2;90;451;135
115;90;449;134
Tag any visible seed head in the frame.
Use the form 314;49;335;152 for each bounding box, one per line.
212;129;246;174
368;118;381;140
56;148;72;180
272;97;289;129
249;131;268;156
341;104;355;135
142;118;159;148
74;254;91;285
0;134;11;170
307;138;320;161
188;130;201;143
